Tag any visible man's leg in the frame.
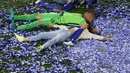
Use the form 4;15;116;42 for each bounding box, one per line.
14;13;37;20
14;12;60;21
28;30;65;41
14;13;48;20
17;20;40;30
17;17;54;30
43;30;71;49
14;29;64;42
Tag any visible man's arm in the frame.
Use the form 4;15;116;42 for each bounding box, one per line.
78;29;113;41
53;9;63;13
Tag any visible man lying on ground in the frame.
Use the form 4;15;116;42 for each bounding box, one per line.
10;9;99;34
14;25;112;52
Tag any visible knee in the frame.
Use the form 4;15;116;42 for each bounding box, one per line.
36;13;40;19
38;20;43;26
40;19;52;28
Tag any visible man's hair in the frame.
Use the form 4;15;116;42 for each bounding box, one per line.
84;12;94;19
84;12;94;33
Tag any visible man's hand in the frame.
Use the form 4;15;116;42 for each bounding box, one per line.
103;37;113;42
80;24;89;29
53;25;68;30
53;9;63;12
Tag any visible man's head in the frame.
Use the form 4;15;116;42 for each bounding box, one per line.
84;12;94;24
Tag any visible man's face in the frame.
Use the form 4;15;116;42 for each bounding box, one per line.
85;12;94;24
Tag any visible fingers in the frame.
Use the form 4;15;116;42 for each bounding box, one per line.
104;37;113;42
109;38;113;42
